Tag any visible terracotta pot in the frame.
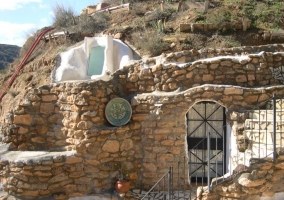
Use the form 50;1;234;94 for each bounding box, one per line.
115;180;130;193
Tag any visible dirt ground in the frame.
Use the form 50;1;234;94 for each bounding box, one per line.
104;0;284;54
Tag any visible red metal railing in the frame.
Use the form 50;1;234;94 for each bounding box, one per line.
0;27;54;102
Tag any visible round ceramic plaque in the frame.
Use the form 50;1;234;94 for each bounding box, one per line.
105;98;132;126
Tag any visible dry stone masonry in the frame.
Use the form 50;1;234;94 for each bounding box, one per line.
198;155;284;200
1;44;284;199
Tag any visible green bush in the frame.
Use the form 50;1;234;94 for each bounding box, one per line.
252;1;284;29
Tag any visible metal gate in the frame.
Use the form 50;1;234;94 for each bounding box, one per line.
186;101;226;183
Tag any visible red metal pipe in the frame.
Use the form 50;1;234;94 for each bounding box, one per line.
0;27;54;102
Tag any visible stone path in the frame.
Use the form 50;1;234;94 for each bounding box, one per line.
130;189;197;200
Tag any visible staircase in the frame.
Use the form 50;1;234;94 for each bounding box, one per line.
140;95;284;200
229;97;284;171
244;98;283;160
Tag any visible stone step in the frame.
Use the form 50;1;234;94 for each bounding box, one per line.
244;119;284;130
248;110;284;120
243;130;284;145
0;148;75;163
130;189;194;200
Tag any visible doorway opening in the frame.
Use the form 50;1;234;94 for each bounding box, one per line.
186;101;226;184
87;46;105;76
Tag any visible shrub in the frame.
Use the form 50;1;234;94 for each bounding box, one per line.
252;2;284;30
52;3;77;28
145;9;173;22
78;12;109;33
131;30;167;56
205;7;238;26
131;2;147;16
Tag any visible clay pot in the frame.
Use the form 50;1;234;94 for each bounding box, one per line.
115;180;130;193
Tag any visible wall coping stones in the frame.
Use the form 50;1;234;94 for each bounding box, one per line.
132;84;284;107
0;149;75;163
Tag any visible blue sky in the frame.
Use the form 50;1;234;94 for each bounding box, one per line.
0;0;100;47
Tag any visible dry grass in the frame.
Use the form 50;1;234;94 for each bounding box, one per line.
131;30;168;56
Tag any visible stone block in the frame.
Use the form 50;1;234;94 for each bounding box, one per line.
161;140;174;146
31;137;45;143
42;94;58;102
157;154;174;162
202;74;214;81
53;193;68;200
121;139;133;151
39;190;51;196
69;171;85;178
48;173;69;184
143;163;157;172
18;126;29;134
64;184;77;193
65;156;83;164
219;192;242;199
21;190;39;197
83;166;100;174
77;184;90;193
40;103;55;114
36;125;48;134
224;88;243;95
174;140;184;146
238;173;266;187
34;166;51;171
275;162;284;169
180;24;191;32
77;121;93;130
153;129;171;134
22;170;33;176
14;115;32;125
102;140;119;153
244;95;259;103
34;171;52;177
236;75;247;82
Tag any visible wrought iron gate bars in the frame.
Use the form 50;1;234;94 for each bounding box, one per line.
140;94;283;199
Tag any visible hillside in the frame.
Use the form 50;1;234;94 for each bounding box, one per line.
0;44;20;70
0;0;283;121
1;1;284;199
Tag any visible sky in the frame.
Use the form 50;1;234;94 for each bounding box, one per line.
0;0;100;47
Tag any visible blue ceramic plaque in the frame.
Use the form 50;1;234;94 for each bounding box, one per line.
105;98;132;126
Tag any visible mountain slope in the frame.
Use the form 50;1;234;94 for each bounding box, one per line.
0;44;20;70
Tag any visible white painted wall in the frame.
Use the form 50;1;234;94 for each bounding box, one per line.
52;36;135;82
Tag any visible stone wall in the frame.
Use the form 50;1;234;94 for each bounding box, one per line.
198;154;284;200
157;44;284;65
180;21;248;33
4;51;284;151
1;46;284;199
118;51;284;95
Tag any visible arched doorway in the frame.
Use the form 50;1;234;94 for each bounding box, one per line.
186;101;227;183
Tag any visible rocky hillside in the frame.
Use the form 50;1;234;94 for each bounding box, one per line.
0;44;20;70
0;0;283;121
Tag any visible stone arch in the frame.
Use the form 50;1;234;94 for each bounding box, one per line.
185;100;230;183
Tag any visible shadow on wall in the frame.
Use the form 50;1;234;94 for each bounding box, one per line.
51;36;139;82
